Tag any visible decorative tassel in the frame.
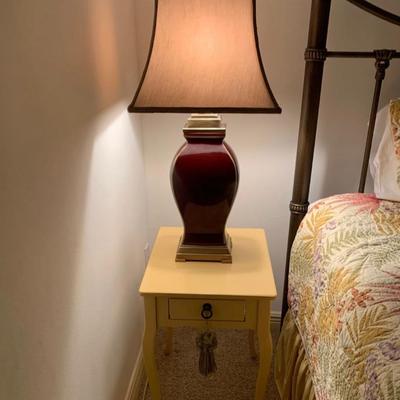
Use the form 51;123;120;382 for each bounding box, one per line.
196;331;218;376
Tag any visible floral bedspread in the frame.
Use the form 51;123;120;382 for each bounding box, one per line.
289;193;400;400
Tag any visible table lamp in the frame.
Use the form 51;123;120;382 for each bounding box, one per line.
129;0;281;263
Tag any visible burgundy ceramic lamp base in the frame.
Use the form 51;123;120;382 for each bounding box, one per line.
171;114;239;263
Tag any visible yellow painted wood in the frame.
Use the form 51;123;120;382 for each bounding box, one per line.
140;227;277;400
157;296;258;329
169;298;245;321
163;328;173;356
139;227;277;298
255;300;273;400
142;296;161;400
248;330;257;360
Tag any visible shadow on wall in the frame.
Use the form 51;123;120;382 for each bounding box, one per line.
0;1;144;400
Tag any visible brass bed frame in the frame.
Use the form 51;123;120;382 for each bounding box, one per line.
282;0;400;319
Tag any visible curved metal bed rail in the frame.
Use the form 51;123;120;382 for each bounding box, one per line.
346;0;400;26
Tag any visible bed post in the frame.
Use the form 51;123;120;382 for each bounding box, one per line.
358;49;394;193
281;0;332;322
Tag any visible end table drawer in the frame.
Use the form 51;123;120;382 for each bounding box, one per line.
168;298;246;322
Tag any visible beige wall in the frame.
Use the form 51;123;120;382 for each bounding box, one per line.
0;1;146;400
135;0;400;312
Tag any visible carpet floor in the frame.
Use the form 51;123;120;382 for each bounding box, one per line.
140;323;280;400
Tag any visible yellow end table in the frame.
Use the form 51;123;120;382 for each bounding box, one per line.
139;227;277;400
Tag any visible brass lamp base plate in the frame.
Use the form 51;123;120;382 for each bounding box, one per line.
175;233;232;263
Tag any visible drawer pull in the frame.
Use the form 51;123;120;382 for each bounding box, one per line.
167;298;246;322
201;303;213;320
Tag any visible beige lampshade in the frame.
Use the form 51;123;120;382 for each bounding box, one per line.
129;0;281;113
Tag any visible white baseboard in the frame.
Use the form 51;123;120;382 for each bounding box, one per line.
270;310;282;325
124;347;147;400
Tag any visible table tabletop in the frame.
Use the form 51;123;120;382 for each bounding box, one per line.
139;227;277;299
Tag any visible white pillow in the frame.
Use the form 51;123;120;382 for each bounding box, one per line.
371;99;400;202
369;105;388;180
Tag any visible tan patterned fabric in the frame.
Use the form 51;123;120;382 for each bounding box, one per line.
275;312;315;400
289;193;400;399
390;100;400;159
390;100;400;187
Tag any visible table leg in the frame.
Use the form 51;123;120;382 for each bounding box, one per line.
248;330;257;360
164;327;173;355
255;300;272;400
143;296;161;400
